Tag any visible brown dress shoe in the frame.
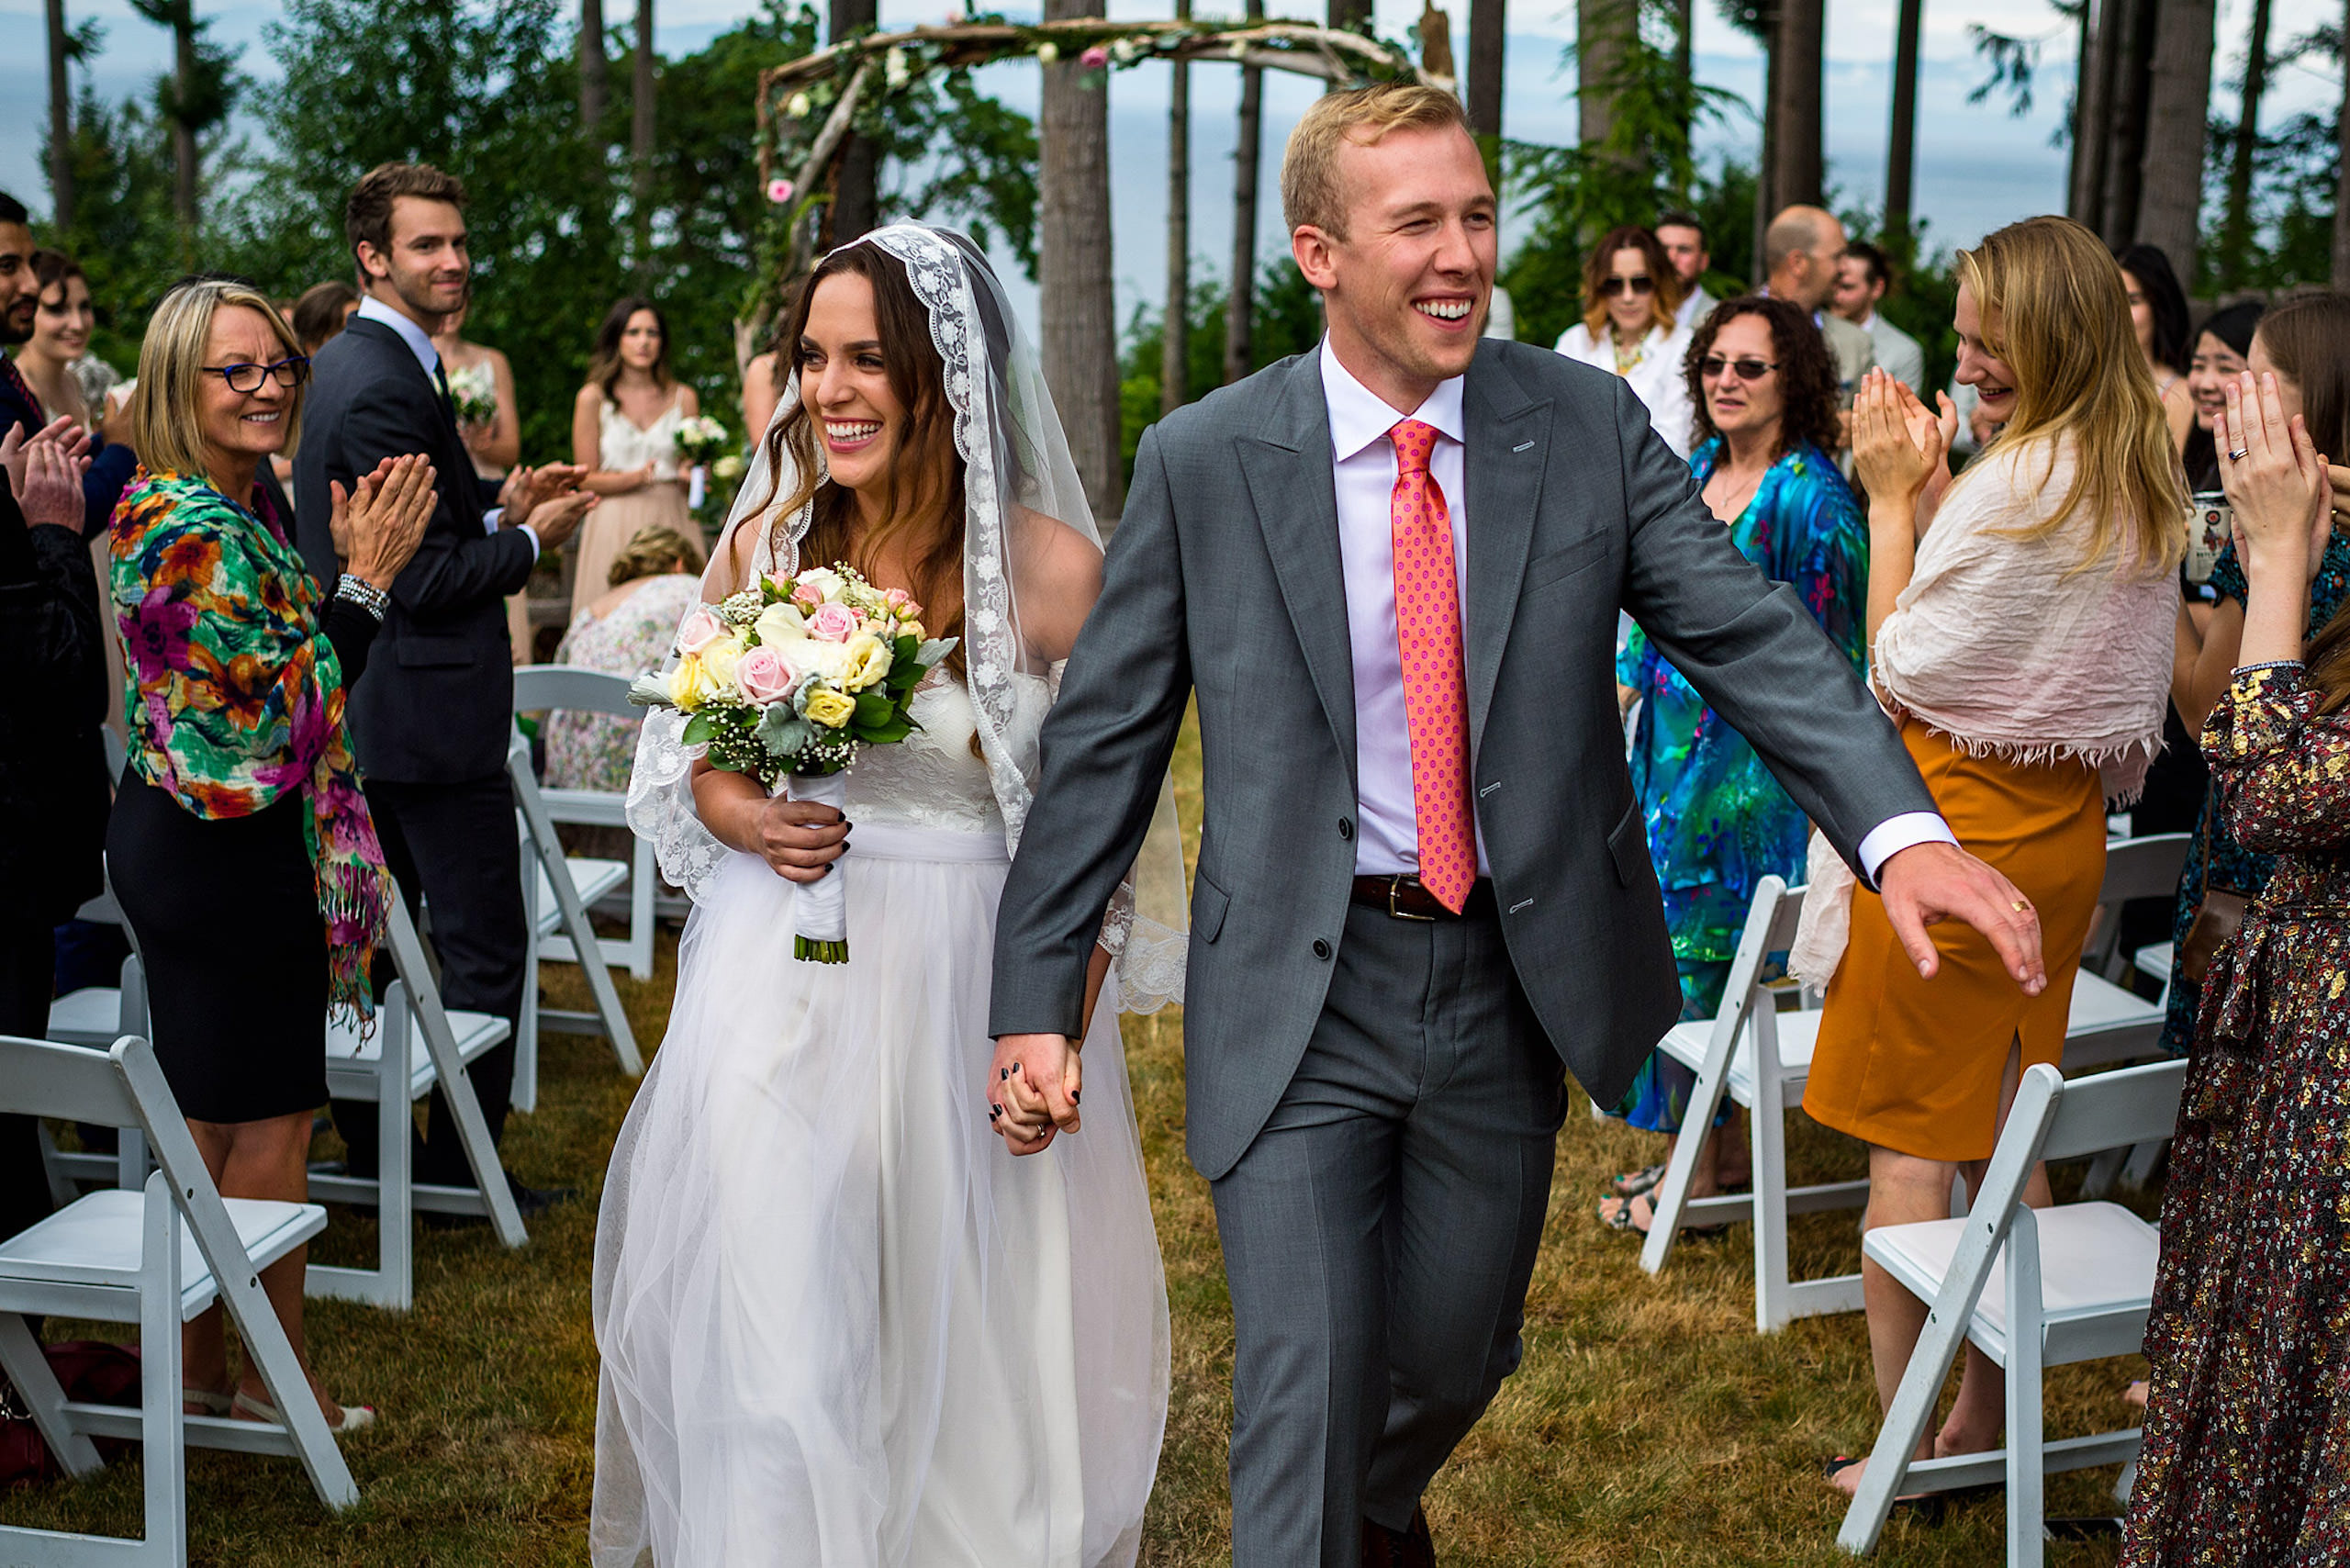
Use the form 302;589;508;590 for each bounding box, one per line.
1360;1506;1435;1568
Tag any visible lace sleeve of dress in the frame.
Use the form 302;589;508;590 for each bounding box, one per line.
1105;767;1190;1015
2203;666;2350;857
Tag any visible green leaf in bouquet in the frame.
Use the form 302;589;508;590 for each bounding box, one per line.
854;717;914;745
681;711;716;745
756;706;816;758
914;636;959;668
852;689;895;727
894;633;919;660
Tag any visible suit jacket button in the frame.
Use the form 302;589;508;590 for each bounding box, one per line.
1312;938;1332;960
1337;817;1354;841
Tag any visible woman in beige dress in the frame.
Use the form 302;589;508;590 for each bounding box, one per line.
435;300;534;658
570;296;703;621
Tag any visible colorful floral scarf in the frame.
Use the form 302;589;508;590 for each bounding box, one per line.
111;468;392;1024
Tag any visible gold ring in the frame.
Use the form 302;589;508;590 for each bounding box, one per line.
2010;900;2031;913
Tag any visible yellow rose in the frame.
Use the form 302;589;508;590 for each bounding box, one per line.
803;688;856;728
842;633;894;689
699;635;744;691
669;654;710;711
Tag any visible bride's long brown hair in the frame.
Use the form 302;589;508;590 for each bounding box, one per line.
753;241;967;679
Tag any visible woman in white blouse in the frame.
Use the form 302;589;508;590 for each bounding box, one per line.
570;296;706;620
1555;225;1696;456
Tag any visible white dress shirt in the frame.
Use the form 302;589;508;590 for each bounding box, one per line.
352;295;534;557
1317;338;1953;889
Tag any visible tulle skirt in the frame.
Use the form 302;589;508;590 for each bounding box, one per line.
590;825;1169;1568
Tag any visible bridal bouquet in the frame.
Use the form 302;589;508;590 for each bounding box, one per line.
632;564;957;961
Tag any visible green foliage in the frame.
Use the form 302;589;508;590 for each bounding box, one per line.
38;88;185;372
1117;258;1326;482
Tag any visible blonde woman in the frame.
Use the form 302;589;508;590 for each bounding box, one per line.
570;296;704;621
1803;216;2187;1499
1553;224;1695;454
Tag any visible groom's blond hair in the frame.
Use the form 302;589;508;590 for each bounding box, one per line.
1281;84;1472;241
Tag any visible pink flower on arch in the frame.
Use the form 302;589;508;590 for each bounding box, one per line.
1079;44;1110;68
767;177;796;205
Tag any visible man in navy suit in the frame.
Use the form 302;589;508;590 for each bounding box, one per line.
295;163;593;1198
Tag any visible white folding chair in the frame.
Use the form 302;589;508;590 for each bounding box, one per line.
1639;877;1872;1330
1835;1057;2184;1565
2062;834;2188;1074
0;1034;358;1565
304;891;527;1309
513;665;659;980
503;722;643;1113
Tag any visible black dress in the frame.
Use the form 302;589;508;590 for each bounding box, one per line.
106;598;381;1126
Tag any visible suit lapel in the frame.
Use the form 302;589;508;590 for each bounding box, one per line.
1237;355;1358;788
1461;346;1551;748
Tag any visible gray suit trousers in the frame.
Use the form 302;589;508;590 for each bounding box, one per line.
1210;898;1566;1567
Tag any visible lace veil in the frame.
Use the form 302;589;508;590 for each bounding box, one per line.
624;222;1187;1014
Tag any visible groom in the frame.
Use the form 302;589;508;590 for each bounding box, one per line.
989;85;2042;1566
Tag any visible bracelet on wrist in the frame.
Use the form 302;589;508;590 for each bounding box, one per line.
334;573;391;622
2231;658;2304;679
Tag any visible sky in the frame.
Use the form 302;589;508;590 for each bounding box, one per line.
0;0;2336;335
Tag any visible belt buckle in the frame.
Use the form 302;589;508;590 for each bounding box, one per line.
1387;875;1438;922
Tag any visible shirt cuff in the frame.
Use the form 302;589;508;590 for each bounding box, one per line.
483;506;503;533
1855;811;1958;888
1842;818;1954;888
518;524;539;561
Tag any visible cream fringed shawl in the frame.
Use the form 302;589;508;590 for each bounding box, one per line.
1790;433;2178;988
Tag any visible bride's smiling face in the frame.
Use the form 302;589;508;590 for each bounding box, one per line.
800;272;905;497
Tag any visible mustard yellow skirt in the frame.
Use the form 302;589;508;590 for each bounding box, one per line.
1803;715;2105;1163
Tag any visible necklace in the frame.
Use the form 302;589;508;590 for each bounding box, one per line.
1706;463;1767;521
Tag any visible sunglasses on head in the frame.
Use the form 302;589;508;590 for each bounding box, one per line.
1598;274;1655;297
1699;355;1776;382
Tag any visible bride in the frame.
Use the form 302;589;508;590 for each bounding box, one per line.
592;225;1180;1567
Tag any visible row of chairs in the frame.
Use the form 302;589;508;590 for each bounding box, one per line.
1622;834;2192;1566
6;671;662;1561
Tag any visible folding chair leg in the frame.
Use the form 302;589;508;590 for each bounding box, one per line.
0;1310;103;1475
140;1172;188;1564
512;768;642;1077
1836;1258;1984;1554
2123;1139;2166;1188
2080;1148;2125;1200
513;909;540;1115
1638;1050;1735;1279
2005;1209;2045;1568
1751;1056;1793;1332
404;993;528;1249
307;997;417;1309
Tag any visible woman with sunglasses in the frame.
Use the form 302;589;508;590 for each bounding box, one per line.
1597;295;1867;1232
106;278;435;1431
1553;224;1696;454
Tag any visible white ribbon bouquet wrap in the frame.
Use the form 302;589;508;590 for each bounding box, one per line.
628;563;957;961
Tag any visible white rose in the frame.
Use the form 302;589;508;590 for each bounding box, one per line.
754;602;809;647
795;566;845;601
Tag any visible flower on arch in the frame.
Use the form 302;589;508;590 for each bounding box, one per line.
1079;43;1110;68
767;177;796;204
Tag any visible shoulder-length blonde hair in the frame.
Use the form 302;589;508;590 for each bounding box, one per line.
1952;217;2185;571
128;279;305;481
1582;225;1682;341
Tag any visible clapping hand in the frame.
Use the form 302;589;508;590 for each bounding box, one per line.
1851;370;1950;508
498;461;596;551
16;431;91;532
2;416;91;503
331;454;438;590
2216;371;2331;588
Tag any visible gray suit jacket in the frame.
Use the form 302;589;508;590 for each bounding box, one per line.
990;340;1935;1180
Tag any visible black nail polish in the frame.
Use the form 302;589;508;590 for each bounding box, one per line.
1000;1068;1010;1080
1011;1062;1022;1074
1070;1091;1080;1104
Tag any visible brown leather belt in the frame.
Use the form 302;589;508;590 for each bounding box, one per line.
1349;874;1497;921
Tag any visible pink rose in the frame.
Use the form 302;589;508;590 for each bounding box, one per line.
883;588;912;610
790;584;824;610
677;606;725;655
808;602;861;643
766;177;796;204
734;644;796;705
1080;44;1109;68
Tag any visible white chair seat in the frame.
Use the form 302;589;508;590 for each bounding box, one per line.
1864;1201;2159;1362
534;857;628;939
2133;943;2174;987
324;1007;510;1101
2069;971;2161;1031
45;985;123;1048
1660;1007;1823;1105
0;1189;325;1316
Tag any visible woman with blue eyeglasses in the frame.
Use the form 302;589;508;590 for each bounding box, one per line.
106;279;434;1431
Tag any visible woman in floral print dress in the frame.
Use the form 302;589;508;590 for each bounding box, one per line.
2123;349;2350;1562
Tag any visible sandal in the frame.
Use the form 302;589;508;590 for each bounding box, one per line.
181;1384;232;1417
1596;1192;1729;1238
231;1388;375;1434
1606;1161;1667;1198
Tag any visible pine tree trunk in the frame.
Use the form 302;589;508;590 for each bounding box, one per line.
2069;0;2121;225
632;0;656;275
2335;0;2350;287
172;17;196;236
580;0;609;138
2134;0;2217;284
1162;0;1192;417
830;0;879;241
1328;0;1371;35
46;0;72;230
1768;0;1823;210
1225;0;1264;387
1039;0;1124;520
1577;0;1633;150
1467;0;1506;162
1671;0;1692;91
1884;0;1922;246
2099;0;2156;245
2216;0;2271;288
1751;1;1781;280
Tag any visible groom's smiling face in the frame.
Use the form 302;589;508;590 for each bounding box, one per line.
1293;122;1495;413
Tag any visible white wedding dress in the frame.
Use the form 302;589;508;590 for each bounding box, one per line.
592;673;1169;1568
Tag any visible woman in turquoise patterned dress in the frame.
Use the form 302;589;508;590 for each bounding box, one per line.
1601;296;1868;1235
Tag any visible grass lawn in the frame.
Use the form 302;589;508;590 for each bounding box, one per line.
6;713;2148;1564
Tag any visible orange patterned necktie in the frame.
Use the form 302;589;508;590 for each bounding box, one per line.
1387;419;1475;913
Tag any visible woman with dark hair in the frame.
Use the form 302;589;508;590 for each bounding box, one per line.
2175;301;2265;490
592;228;1176;1567
1596;296;1867;1231
2123;353;2350;1564
570;295;703;619
288;280;360;358
2112;243;2190;399
1553;224;1695;454
2164;292;2350;1059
